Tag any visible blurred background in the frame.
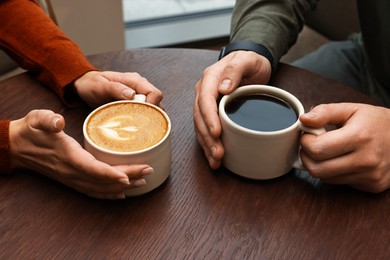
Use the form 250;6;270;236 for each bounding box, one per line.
42;0;358;60
123;0;234;49
1;0;359;80
47;0;234;54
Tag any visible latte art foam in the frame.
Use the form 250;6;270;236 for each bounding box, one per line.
86;103;168;152
98;115;139;141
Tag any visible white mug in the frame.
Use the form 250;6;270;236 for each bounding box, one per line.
83;95;171;196
219;85;324;180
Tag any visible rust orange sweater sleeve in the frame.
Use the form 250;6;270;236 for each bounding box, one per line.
0;0;96;97
0;120;10;173
0;0;97;172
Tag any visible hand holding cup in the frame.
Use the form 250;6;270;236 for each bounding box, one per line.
219;85;324;179
83;96;172;196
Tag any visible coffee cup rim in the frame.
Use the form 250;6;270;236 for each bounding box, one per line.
83;100;171;155
219;85;305;135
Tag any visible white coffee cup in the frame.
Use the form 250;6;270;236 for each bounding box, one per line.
83;95;171;196
219;85;324;180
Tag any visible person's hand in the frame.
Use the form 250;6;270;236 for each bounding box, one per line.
194;50;272;169
73;71;163;108
299;103;390;193
9;110;153;199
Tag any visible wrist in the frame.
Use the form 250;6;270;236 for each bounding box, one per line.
219;40;276;71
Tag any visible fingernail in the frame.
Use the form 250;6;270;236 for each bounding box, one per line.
210;146;217;157
305;111;318;118
52;117;60;130
119;177;130;185
117;193;126;199
208;155;215;166
133;179;146;187
122;89;135;98
141;167;154;175
219;79;232;91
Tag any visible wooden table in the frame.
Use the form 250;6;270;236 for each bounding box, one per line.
0;49;389;259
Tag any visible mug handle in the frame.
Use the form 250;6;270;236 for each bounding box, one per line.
133;94;146;102
293;122;326;169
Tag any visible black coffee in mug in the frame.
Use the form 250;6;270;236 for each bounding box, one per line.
225;94;298;131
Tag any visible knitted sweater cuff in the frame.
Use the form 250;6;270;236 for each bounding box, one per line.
0;120;11;173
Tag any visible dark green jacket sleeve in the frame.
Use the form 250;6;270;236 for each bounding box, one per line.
357;0;390;87
231;0;318;67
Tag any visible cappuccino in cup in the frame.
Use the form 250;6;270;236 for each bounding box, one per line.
83;100;172;196
86;102;168;153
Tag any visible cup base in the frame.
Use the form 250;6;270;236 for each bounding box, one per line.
223;160;290;180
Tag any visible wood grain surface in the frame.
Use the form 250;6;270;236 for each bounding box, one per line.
0;49;388;259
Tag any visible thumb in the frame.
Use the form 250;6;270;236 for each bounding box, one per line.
299;103;358;128
29;110;65;133
109;81;136;100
